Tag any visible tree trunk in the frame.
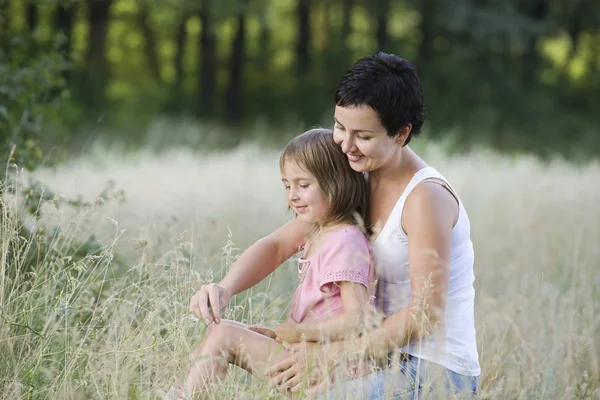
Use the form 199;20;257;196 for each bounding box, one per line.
84;0;113;109
324;0;352;85
417;0;435;67
173;13;189;90
137;0;161;84
0;0;7;21
341;0;352;41
164;12;190;112
375;0;390;51
27;1;38;31
226;13;246;125
27;1;38;55
55;1;76;81
296;0;311;77
198;4;217;117
337;0;352;70
520;0;549;85
257;5;270;70
0;0;9;45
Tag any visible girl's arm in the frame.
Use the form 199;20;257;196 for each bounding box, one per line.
220;217;310;295
190;218;311;323
275;281;375;343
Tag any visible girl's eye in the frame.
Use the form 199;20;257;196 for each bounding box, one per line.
335;124;346;131
357;135;370;141
299;184;309;189
284;186;290;190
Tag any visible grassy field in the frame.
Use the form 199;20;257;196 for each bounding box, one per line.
1;142;599;399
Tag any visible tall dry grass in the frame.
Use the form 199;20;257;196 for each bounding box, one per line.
1;143;599;399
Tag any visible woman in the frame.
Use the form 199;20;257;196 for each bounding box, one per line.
189;52;480;398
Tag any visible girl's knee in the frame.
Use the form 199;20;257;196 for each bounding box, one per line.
205;321;240;341
190;322;229;359
202;322;244;356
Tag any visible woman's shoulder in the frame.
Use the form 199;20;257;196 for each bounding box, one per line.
402;178;461;233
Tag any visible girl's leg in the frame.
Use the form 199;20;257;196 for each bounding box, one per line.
184;320;290;396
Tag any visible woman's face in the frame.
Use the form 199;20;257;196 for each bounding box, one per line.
333;105;403;173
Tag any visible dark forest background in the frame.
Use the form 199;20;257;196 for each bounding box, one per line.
2;0;600;167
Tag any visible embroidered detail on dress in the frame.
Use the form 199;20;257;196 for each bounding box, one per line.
321;270;369;287
298;258;311;282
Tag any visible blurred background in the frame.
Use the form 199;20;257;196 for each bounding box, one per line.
2;2;600;398
1;0;600;169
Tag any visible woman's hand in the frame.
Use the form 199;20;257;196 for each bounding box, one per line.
188;283;232;325
275;320;303;343
266;341;340;395
265;341;320;393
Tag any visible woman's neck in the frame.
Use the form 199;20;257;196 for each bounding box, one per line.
369;146;427;189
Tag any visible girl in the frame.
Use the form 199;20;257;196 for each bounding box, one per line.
168;128;376;398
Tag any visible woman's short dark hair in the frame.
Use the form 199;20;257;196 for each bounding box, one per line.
334;52;426;146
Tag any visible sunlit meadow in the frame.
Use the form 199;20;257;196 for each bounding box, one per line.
1;137;599;399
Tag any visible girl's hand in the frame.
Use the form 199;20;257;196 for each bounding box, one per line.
275;320;303;343
189;283;231;325
247;325;278;340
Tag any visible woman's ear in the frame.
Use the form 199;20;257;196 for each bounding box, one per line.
396;125;412;146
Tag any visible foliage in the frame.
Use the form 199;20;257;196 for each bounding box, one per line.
0;22;69;172
1;0;599;160
0;3;119;304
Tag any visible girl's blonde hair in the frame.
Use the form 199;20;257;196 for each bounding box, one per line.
280;128;369;229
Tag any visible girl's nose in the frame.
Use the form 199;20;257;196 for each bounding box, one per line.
288;188;299;202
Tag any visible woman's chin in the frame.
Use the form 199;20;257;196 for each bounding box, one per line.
349;163;368;173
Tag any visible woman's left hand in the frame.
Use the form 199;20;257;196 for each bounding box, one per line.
265;341;324;394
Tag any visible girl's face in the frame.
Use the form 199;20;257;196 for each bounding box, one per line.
333;105;405;173
281;160;330;225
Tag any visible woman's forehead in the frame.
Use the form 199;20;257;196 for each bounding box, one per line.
334;105;383;130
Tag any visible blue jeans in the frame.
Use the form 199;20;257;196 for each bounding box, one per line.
318;355;479;399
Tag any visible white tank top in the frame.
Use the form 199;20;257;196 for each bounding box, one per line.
371;166;481;376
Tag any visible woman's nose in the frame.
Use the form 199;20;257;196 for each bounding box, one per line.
334;129;350;153
340;137;355;154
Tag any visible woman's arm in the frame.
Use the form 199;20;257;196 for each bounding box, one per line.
275;281;374;342
338;181;457;359
189;218;311;324
265;182;459;392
